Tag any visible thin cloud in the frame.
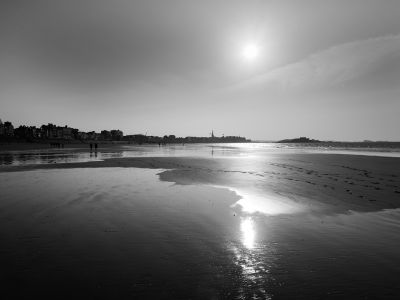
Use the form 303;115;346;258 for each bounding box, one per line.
228;34;400;93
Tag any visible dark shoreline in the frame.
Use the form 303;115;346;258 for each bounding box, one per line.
2;140;400;152
0;141;251;152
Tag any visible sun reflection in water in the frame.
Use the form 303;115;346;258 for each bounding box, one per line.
228;217;274;299
241;217;256;249
229;187;306;216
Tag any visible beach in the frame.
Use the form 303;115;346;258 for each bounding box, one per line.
1;144;400;299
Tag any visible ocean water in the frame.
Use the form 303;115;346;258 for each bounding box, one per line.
1;142;400;166
1;145;400;298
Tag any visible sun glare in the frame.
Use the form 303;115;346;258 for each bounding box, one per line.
241;217;256;249
242;44;259;61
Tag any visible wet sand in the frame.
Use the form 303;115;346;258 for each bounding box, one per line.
1;152;400;299
2;153;399;213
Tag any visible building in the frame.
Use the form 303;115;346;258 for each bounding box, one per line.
2;121;14;136
77;131;88;140
40;123;57;139
101;130;111;140
110;130;123;141
14;125;40;139
87;131;100;141
61;126;73;139
0;119;4;136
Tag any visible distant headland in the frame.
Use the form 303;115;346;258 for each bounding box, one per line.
0;119;250;144
275;136;400;149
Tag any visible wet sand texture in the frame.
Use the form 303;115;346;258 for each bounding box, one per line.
0;153;400;299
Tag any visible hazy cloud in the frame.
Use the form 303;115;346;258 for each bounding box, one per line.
1;0;400;140
231;34;400;93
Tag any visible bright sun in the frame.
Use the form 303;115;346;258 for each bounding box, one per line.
242;44;259;61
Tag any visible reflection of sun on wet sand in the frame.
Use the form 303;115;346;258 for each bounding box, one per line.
0;151;400;298
229;188;308;215
241;217;255;249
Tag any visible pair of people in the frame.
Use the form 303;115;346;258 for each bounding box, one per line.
89;143;98;151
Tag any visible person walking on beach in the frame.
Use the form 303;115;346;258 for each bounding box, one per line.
95;143;98;151
90;143;93;151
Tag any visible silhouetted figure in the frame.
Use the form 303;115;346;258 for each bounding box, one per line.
95;143;98;151
90;143;93;151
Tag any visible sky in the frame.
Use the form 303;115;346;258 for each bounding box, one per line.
0;0;399;141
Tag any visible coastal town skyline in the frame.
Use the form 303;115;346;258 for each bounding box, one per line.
2;117;398;143
1;1;399;141
0;118;249;143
